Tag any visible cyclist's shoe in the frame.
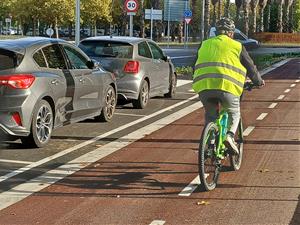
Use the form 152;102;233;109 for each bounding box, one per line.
224;133;239;155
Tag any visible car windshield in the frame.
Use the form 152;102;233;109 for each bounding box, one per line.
79;41;133;59
0;49;24;71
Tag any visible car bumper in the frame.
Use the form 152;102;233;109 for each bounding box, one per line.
0;90;37;137
116;74;142;100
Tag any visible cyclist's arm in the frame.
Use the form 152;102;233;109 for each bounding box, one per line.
240;46;264;86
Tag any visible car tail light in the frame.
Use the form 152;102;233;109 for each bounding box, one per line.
12;112;22;126
124;61;139;74
0;74;35;89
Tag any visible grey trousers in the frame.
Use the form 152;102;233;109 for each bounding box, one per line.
199;90;240;134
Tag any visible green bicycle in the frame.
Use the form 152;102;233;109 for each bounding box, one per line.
198;82;256;191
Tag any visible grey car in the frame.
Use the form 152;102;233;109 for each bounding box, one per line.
79;36;177;109
0;37;117;147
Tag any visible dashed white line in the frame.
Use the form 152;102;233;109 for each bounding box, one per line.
296;80;300;83
268;103;278;109
149;220;166;225
178;175;200;196
256;113;268;121
243;126;255;136
0;159;33;165
284;89;291;93
277;95;285;100
290;84;296;88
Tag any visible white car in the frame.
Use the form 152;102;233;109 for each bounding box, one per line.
209;27;260;50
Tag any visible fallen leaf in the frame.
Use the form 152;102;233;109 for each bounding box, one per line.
116;195;120;198
197;200;210;205
258;169;270;173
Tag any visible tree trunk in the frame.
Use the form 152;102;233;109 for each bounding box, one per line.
289;0;295;32
258;0;268;32
204;0;210;39
278;0;284;32
218;0;222;20
224;0;230;17
243;1;250;36
213;4;217;26
33;17;36;36
139;0;145;37
283;0;293;32
250;0;259;35
265;3;271;31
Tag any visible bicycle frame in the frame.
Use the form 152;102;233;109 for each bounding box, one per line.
215;110;228;159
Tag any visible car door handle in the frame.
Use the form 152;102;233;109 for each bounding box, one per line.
51;79;59;85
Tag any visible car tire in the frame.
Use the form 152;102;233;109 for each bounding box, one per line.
164;73;177;98
21;100;53;148
95;85;116;122
132;79;149;109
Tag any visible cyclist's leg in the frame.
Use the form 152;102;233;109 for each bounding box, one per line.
221;92;240;135
199;90;220;125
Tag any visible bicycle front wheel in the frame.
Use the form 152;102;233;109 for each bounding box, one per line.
199;122;220;191
229;118;244;171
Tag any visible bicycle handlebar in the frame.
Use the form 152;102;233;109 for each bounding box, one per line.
244;82;261;91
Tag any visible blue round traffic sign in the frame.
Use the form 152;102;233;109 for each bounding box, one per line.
184;10;192;18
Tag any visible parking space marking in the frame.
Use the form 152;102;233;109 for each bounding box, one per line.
243;126;255;136
0;101;203;211
0;94;199;183
0;159;33;165
268;103;278;109
149;220;166;225
290;84;296;87
178;175;200;197
284;89;291;93
256;113;268;121
277;95;285;100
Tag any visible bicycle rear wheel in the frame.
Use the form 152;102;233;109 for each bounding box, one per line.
229;118;244;171
199;122;220;191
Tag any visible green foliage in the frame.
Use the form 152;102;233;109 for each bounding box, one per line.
175;66;194;75
293;0;300;32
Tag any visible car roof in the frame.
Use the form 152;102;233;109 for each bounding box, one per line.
81;36;149;44
0;37;67;54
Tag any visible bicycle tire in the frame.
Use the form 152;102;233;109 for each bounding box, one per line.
229;118;244;171
199;122;220;191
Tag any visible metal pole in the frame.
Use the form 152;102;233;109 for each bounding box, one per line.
201;0;205;41
75;0;80;46
167;0;170;48
150;7;153;40
129;15;133;37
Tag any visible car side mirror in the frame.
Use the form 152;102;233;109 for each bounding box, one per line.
86;60;94;69
162;55;170;62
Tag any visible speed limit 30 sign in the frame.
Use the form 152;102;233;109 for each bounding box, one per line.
125;0;139;12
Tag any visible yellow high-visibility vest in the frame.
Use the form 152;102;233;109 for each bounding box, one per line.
193;35;247;96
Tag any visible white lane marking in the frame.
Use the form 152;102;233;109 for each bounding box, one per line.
0;93;199;183
115;113;145;117
268;103;278;109
0;159;32;164
177;79;192;87
284;89;291;93
290;84;296;88
260;58;292;76
296;80;300;83
243;126;255;136
178;175;200;197
0;101;203;211
277;95;285;100
256;113;268;121
149;220;166;225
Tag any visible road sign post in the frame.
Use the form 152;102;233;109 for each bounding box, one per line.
184;9;192;48
125;0;138;37
145;9;162;40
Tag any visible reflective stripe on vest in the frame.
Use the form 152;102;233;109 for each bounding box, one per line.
193;35;247;96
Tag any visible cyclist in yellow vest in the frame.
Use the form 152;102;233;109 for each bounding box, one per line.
193;17;265;155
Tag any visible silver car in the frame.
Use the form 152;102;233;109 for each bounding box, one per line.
79;36;177;108
0;37;117;147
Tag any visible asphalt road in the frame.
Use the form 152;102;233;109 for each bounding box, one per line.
164;47;300;67
0;58;299;225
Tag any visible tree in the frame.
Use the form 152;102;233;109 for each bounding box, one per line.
204;0;211;39
250;0;259;35
212;0;219;26
283;0;294;32
258;0;268;31
224;0;230;17
277;0;284;32
235;0;242;27
242;0;251;36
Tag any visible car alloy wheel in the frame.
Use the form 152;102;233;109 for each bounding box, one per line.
36;104;53;143
96;85;116;122
133;79;149;109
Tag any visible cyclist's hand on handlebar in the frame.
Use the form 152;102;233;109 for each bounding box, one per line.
258;80;265;88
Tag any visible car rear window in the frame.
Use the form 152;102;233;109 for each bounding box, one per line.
79;41;133;59
0;49;24;71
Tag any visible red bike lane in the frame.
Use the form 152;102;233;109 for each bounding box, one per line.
0;59;299;225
